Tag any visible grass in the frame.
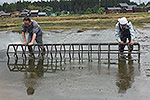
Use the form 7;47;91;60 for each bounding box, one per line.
0;12;150;31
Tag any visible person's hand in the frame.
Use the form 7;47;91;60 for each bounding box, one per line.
28;42;33;46
130;40;134;45
120;41;124;44
24;41;28;45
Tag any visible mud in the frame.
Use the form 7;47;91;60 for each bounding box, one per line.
0;28;150;100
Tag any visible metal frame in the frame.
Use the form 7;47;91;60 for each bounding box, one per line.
6;43;140;62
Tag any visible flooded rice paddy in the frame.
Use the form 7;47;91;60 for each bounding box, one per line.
0;28;150;100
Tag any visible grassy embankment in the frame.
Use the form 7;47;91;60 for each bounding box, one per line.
0;12;150;32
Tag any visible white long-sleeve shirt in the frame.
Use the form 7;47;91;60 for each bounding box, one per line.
115;22;135;42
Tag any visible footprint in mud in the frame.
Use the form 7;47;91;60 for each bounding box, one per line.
0;50;6;59
145;69;150;77
91;34;99;37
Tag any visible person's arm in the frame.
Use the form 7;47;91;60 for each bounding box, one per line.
129;22;135;45
115;23;123;43
28;33;36;45
22;32;27;44
22;24;27;44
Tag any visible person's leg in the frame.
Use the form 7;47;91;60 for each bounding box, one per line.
119;44;125;53
128;36;133;52
128;36;133;57
35;34;45;55
119;37;127;53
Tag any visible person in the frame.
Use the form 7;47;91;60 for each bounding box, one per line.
115;17;135;57
22;17;45;57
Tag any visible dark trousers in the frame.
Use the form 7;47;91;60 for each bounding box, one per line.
119;29;133;52
28;34;45;54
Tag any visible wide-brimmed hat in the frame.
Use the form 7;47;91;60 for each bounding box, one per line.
118;17;128;25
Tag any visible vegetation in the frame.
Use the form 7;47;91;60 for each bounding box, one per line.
97;8;105;14
0;0;140;14
0;0;150;31
0;12;150;31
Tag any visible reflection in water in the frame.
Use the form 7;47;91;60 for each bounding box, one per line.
116;60;135;93
7;58;140;95
7;58;66;73
7;58;65;95
24;58;44;95
27;87;35;95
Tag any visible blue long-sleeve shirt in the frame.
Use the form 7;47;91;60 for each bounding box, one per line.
115;22;135;42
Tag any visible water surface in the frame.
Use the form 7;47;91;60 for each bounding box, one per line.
0;29;150;100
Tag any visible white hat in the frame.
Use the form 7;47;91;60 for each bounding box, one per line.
118;17;128;25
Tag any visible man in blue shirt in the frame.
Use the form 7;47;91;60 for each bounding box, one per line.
115;17;135;57
22;17;45;57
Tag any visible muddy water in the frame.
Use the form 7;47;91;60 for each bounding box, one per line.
0;29;150;100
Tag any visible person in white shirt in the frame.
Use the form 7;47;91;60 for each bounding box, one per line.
115;17;135;56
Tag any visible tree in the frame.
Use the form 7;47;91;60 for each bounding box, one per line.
146;4;150;7
142;6;146;12
2;2;9;12
55;11;61;16
122;8;126;13
43;6;53;16
97;7;105;14
128;1;137;5
78;11;84;14
139;3;146;12
63;10;68;14
70;11;74;15
74;2;79;14
0;0;139;14
44;6;53;13
146;2;150;6
0;5;2;11
100;0;134;8
85;8;92;14
92;5;99;13
16;1;23;11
